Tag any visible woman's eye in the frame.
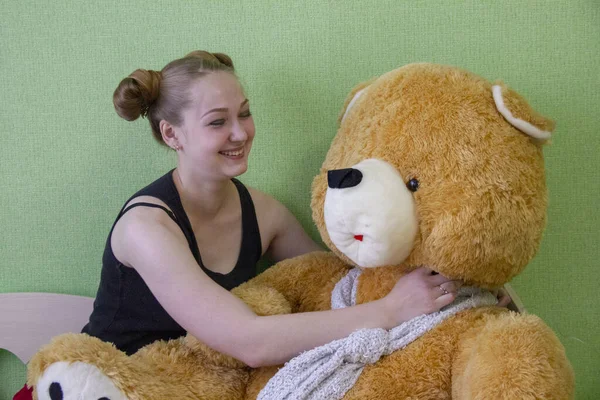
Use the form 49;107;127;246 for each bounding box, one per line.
209;119;226;126
240;110;252;118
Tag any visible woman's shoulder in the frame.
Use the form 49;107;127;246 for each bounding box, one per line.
246;186;270;202
246;186;285;215
111;197;184;268
123;170;177;207
246;186;299;234
122;195;172;213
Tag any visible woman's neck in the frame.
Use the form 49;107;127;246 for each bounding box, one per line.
172;167;234;221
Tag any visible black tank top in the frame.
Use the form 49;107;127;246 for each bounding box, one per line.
82;170;262;354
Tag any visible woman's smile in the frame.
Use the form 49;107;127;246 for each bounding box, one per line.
219;146;245;159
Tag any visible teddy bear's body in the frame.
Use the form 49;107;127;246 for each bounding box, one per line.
241;254;572;399
28;63;574;400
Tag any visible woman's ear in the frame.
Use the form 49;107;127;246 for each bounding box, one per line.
160;120;181;150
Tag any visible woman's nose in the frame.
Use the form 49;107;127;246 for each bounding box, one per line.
230;122;248;141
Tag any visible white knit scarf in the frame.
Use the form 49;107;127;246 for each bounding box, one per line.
258;268;497;400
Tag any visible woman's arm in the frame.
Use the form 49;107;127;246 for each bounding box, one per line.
112;206;457;368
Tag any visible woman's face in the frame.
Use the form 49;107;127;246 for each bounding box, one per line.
175;71;255;179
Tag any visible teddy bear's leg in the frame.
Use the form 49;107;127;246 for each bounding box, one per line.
235;251;349;312
452;312;574;400
30;333;250;400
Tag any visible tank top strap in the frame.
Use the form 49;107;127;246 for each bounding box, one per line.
120;202;178;224
232;178;262;258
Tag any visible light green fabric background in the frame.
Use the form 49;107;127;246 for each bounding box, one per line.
1;1;598;398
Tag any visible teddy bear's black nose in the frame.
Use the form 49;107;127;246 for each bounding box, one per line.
327;168;363;189
49;382;63;400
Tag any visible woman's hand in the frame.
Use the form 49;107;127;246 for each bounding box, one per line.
382;266;462;327
493;287;512;308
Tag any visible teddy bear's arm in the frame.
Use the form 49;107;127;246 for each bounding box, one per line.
452;312;574;399
233;251;350;313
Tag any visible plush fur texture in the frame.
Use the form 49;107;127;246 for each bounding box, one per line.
28;285;291;399
28;64;574;399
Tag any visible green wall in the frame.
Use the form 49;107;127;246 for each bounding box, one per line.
1;1;598;398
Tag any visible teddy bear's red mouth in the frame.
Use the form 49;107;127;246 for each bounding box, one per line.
354;234;364;241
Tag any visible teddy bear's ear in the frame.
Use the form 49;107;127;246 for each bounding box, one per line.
338;78;376;125
492;82;555;143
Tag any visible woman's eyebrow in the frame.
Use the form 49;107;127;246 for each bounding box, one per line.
201;100;249;118
201;107;227;118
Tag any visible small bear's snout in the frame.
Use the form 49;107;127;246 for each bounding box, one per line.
49;382;63;400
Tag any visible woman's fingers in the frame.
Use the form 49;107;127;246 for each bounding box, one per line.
433;292;456;308
443;280;462;293
428;272;452;286
496;288;512;307
413;267;464;299
434;280;462;296
413;266;434;275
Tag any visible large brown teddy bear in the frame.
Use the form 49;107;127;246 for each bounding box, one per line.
28;63;574;399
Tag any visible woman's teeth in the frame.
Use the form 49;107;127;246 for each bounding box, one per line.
220;149;243;157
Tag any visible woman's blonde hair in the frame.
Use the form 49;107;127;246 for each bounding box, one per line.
113;51;235;146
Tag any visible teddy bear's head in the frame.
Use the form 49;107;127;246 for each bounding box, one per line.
311;63;554;288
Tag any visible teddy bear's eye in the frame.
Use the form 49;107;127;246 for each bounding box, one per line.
407;178;420;192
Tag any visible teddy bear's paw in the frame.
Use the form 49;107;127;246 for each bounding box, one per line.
35;361;128;400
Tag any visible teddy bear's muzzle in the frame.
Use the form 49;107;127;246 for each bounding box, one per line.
35;361;127;400
324;158;418;269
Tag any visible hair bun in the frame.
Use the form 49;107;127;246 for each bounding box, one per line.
211;53;234;69
184;50;234;70
113;69;161;121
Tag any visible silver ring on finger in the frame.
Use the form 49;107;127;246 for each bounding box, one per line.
438;284;449;295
